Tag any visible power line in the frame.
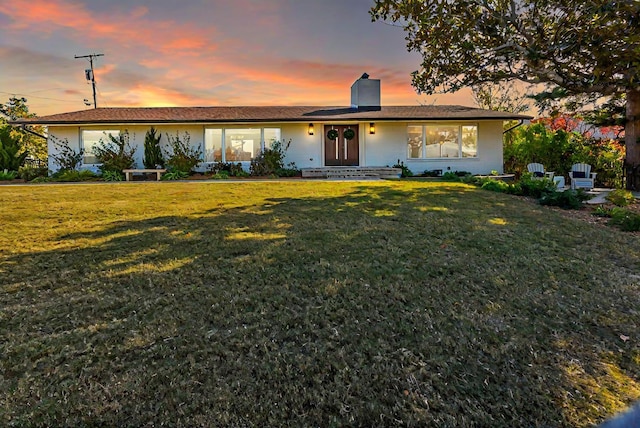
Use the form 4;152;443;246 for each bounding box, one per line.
0;90;80;103
74;53;104;108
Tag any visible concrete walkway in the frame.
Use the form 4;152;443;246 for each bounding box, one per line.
581;188;640;204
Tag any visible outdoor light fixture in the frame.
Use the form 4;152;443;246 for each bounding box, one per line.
308;123;314;135
369;122;376;134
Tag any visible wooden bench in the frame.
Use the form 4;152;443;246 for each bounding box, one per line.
123;169;167;181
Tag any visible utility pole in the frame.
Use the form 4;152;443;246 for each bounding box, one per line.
74;53;104;108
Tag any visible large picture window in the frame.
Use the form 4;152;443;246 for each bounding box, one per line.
204;129;223;162
407;124;477;159
81;130;119;164
204;127;281;163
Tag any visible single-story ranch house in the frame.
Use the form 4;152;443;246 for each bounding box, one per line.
14;75;531;176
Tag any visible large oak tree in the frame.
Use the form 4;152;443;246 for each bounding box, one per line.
371;0;640;189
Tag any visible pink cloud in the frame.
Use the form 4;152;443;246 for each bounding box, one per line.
0;1;444;113
0;0;217;56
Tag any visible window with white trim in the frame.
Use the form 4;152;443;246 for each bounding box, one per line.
81;129;119;164
407;124;477;159
204;127;281;162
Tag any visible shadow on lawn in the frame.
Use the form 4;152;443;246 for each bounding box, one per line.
1;184;639;426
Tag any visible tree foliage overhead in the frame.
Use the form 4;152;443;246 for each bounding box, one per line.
0;97;35;121
371;1;639;96
371;0;640;188
472;82;530;115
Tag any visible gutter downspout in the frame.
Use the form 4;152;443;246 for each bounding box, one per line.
18;124;48;140
503;119;525;134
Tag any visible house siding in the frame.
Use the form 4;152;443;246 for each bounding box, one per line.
364;120;504;174
46;121;506;175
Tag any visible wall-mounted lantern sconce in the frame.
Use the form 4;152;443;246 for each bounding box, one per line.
369;122;376;134
308;123;314;135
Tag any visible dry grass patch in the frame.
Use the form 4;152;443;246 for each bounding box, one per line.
1;181;639;426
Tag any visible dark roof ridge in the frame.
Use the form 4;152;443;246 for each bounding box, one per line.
11;104;532;126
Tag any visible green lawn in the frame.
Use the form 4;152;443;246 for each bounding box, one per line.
1;181;639;426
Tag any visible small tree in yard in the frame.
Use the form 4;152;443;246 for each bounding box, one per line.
93;130;136;175
0;125;28;171
371;1;640;189
1;97;47;164
143;127;164;169
164;131;202;174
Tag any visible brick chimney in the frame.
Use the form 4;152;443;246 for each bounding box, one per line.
350;73;381;111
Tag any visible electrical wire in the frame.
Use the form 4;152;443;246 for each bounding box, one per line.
0;90;80;103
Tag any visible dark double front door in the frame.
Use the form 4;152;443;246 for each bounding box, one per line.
324;125;359;166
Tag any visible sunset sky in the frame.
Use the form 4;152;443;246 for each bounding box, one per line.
0;0;477;116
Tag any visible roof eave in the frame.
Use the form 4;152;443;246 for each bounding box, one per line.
11;115;533;126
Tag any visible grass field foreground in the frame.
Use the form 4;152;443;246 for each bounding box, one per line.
1;181;639;426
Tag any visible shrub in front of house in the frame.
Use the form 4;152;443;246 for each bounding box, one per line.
274;165;301;177
608;208;640;231
143;127;165;169
212;171;230;180
210;161;249;177
51;169;99;182
101;170;124;182
250;139;291;177
539;189;591;209
18;165;49;181
93;130;136;178
392;160;413;177
50;135;83;172
164;131;202;175
472;177;522;195
477;172;590;210
591;205;640;231
606;189;636;207
0;169;18;180
441;170;473;181
161;170;189;181
518;173;557;198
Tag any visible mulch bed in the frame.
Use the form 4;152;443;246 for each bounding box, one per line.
539;199;640;234
0;179;27;185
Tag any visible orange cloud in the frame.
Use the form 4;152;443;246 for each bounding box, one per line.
164;38;208;52
105;54;428;108
103;83;216;108
1;1;465;114
0;0;217;56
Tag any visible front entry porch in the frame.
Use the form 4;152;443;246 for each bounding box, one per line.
301;166;401;179
324;125;359;166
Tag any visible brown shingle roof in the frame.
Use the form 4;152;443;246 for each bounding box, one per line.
12;105;532;125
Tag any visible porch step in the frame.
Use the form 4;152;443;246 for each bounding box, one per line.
301;167;402;179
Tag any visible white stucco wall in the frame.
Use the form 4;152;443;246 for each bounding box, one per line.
363;120;505;175
47;125;206;173
47;127;81;172
47;120;505;175
47;123;320;173
280;123;322;169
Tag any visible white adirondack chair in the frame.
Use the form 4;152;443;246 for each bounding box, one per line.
569;163;597;190
527;163;554;180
